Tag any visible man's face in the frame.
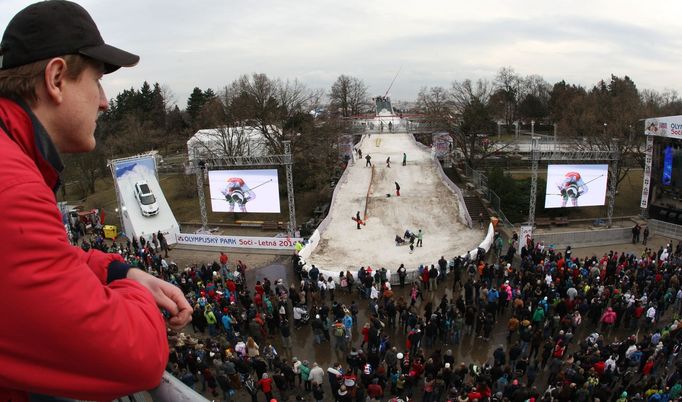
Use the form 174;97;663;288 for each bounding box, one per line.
56;61;108;153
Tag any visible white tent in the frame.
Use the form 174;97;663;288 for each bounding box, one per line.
186;126;277;163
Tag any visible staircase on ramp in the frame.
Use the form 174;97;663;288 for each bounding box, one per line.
464;195;490;228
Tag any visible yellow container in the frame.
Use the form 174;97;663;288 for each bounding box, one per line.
103;225;117;239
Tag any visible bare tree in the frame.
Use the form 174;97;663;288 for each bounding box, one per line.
329;75;370;117
523;75;551;102
449;79;505;167
641;88;682;117
555;75;644;189
61;150;107;198
417;86;452;126
226;73;317;154
450;79;493;113
492;67;523;132
518;75;551;120
189;126;256;162
418;79;509;168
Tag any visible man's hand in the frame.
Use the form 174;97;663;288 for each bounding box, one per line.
126;268;193;330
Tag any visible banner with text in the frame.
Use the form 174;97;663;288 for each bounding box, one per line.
432;132;453;158
176;233;302;250
641;135;654;208
644;115;682;138
519;225;533;255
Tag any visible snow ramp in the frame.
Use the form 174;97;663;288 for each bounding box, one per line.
301;133;482;277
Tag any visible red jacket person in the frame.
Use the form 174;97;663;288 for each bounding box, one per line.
0;1;192;400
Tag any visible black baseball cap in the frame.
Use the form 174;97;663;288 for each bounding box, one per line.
0;0;139;73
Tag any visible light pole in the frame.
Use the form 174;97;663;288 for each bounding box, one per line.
497;121;501;139
603;122;608;135
513;121;519;139
531;120;535;134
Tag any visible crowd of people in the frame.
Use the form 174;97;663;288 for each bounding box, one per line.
85;230;682;401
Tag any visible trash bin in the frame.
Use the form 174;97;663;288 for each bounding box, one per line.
103;225;117;240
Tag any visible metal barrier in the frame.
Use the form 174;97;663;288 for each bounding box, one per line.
434;161;473;228
349;120;437;134
649;219;682;241
462;164;513;228
125;371;211;402
147;372;211;401
531;227;632;249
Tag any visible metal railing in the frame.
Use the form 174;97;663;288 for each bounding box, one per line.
148;372;211;401
124;371;210;402
462;164;513;228
531;226;632;249
348;119;439;135
649;219;682;241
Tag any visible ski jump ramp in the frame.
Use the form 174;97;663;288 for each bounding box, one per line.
113;158;180;244
301;133;491;278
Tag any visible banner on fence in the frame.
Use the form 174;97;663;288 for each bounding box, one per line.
176;233;302;250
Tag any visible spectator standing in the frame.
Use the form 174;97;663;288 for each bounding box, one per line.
257;373;273;402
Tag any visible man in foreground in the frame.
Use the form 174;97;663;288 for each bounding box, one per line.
0;1;192;400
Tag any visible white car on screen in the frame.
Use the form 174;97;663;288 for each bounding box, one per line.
134;181;159;217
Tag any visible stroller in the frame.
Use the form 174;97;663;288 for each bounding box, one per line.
299;306;310;325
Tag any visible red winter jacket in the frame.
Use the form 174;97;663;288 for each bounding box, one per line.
0;99;168;401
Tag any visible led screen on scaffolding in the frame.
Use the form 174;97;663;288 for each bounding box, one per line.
544;164;608;208
208;169;281;213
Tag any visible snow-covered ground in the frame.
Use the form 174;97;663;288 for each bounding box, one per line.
305;133;482;273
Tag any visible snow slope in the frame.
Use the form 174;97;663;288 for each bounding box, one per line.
304;133;481;273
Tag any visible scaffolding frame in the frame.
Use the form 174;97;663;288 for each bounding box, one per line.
192;141;296;235
528;137;621;227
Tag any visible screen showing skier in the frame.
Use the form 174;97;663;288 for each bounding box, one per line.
544;164;609;209
208;169;281;213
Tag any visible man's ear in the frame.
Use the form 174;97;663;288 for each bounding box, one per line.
42;57;68;105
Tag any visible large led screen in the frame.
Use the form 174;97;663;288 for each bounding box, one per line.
544;164;609;208
208;169;281;213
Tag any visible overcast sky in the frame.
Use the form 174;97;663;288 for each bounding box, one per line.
3;0;681;108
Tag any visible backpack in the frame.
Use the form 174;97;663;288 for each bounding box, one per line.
334;325;345;337
244;377;257;395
